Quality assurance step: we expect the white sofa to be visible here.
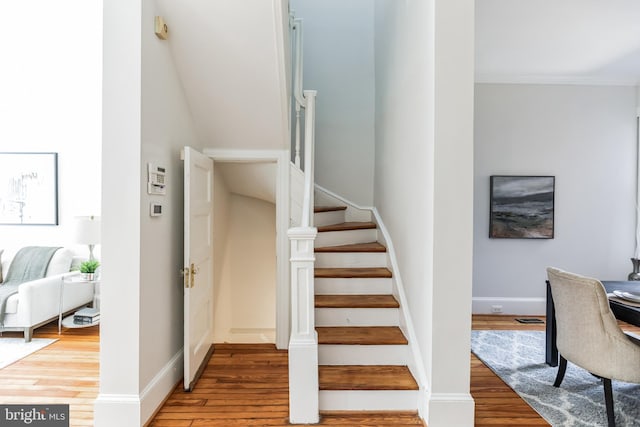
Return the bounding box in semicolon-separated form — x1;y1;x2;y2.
0;247;94;341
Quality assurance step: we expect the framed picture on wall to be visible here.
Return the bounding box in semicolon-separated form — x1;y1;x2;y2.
489;175;554;239
0;152;59;225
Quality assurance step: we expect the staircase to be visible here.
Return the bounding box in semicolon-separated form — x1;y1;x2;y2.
313;206;419;411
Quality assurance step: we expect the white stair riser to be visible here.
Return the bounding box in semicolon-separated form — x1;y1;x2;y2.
315;308;399;326
319;390;418;411
315;278;392;295
319;345;408;365
314;210;346;227
315;252;388;268
315;229;378;247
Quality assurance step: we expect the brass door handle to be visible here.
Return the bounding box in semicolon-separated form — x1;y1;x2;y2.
181;264;197;288
190;263;196;288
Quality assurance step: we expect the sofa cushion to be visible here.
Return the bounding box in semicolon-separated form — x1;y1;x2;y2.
46;248;73;277
0;249;3;283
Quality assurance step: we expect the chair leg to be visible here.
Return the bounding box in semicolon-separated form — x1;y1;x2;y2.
603;378;615;427
553;355;567;387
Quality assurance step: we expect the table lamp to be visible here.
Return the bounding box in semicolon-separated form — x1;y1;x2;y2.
75;215;101;261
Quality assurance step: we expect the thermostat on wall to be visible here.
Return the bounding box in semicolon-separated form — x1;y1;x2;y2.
150;202;163;217
148;163;167;195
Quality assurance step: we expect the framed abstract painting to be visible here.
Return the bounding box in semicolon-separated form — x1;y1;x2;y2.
489;175;554;239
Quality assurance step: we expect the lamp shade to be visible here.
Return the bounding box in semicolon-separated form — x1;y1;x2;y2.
75;215;101;245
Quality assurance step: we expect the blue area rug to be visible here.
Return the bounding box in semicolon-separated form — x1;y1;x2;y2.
471;330;640;426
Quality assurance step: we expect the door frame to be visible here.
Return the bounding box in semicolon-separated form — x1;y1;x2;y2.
203;148;290;350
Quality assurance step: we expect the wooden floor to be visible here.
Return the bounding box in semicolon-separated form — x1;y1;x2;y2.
0;321;99;426
4;315;639;426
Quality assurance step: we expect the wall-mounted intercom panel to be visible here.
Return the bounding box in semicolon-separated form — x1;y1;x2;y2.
148;163;166;195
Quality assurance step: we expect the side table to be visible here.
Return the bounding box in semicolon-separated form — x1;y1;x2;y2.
59;276;100;333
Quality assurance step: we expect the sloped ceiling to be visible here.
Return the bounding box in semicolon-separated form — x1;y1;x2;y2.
155;0;289;149
476;0;640;84
217;162;277;204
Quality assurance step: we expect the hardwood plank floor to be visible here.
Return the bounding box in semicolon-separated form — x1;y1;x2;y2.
0;321;99;426
6;314;638;426
151;344;424;426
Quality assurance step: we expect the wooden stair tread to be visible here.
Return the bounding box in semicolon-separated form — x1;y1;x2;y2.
317;327;408;345
319;365;418;390
317;222;377;232
315;242;387;253
315;206;347;213
315;267;392;278
315;295;399;308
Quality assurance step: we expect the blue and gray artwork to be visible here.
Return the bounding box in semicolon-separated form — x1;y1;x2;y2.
490;176;554;239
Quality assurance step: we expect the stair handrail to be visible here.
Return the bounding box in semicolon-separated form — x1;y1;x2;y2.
290;12;316;227
300;90;316;228
291;15;305;168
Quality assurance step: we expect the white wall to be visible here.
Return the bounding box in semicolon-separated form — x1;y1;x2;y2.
0;0;101;252
97;0;201;425
374;0;475;425
473;84;637;314
290;0;376;206
212;166;232;341
155;0;290;152
213;194;276;343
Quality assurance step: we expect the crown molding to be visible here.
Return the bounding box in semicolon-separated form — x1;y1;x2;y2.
475;73;640;87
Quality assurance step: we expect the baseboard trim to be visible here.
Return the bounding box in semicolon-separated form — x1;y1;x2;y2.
426;392;475;427
141;348;184;423
94;348;183;427
473;297;546;315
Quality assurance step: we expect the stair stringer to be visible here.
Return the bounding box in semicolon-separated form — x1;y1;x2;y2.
314;184;429;418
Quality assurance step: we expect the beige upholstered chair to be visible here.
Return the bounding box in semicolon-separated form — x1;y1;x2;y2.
547;267;640;426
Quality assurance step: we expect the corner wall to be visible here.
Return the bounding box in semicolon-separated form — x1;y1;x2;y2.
96;0;201;425
374;0;475;425
473;84;637;314
289;0;376;206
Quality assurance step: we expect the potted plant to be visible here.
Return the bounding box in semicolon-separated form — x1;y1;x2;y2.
80;260;100;281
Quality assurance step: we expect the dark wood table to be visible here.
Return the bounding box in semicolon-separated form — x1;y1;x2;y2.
545;280;640;366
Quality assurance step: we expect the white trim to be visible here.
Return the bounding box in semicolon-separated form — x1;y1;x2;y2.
204;148;290;350
472;297;546;315
140;349;184;423
372;207;429;406
475;73;640;87
203;148;287;162
289;340;319;424
315;183;373;211
94;394;140;427
94;349;183;427
426;392;475;427
319;390;419;411
314;184;372;222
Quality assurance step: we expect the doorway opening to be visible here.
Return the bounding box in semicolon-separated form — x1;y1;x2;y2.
212;160;278;344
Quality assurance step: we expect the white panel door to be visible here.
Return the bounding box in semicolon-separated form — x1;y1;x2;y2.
183;146;214;391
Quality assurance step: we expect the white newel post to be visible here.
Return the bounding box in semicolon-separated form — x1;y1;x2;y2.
288;226;319;424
